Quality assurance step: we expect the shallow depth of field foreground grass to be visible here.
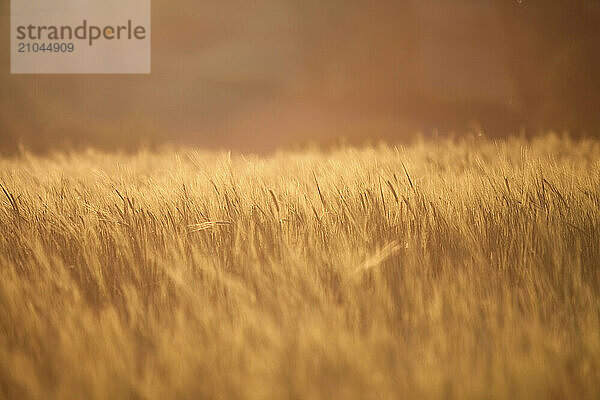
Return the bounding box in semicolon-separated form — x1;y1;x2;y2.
0;134;599;399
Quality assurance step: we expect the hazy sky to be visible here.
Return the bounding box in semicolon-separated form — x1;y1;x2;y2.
1;0;599;152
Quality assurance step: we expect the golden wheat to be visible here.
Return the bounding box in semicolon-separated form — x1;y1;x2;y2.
1;134;599;399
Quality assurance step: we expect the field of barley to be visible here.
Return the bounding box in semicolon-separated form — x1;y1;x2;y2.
0;134;599;399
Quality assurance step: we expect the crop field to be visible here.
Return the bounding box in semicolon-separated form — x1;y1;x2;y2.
0;134;599;399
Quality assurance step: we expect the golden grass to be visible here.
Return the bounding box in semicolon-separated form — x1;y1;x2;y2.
1;134;599;399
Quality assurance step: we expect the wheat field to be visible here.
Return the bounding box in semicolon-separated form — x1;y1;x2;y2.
0;134;599;399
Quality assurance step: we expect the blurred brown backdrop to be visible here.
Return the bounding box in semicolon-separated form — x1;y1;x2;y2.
1;0;599;153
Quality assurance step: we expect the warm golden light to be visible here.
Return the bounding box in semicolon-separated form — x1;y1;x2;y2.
1;1;599;399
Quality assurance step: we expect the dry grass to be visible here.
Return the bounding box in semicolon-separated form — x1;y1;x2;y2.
1;134;599;399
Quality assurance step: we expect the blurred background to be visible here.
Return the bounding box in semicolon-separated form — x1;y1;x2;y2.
1;0;599;153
